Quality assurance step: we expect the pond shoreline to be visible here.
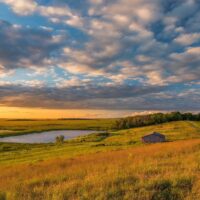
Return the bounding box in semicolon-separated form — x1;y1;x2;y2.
0;128;104;138
0;118;115;138
0;130;100;144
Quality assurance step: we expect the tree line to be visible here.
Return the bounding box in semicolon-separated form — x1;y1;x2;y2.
114;112;200;129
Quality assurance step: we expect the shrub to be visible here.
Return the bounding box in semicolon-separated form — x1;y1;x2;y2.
151;180;172;191
175;177;194;192
151;188;183;200
55;135;65;144
150;180;183;200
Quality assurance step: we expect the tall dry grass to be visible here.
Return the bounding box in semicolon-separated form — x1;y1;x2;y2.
1;139;200;199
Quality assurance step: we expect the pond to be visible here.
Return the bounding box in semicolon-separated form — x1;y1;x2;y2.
0;130;97;144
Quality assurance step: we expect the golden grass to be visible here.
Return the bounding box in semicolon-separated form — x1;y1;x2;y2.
1;139;200;200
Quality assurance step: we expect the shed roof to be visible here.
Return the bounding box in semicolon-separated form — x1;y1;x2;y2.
142;132;165;139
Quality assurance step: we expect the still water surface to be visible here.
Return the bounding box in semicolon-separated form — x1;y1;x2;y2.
0;130;96;143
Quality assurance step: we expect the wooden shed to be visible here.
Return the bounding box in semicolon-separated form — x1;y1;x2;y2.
142;132;166;143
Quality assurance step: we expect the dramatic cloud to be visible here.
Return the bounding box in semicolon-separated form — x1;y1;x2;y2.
0;0;199;112
0;0;84;28
0;20;66;70
1;0;37;15
174;33;200;45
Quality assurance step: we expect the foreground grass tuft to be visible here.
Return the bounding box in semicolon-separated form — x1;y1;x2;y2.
0;192;6;200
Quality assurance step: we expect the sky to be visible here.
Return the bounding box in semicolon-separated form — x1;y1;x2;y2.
0;0;200;118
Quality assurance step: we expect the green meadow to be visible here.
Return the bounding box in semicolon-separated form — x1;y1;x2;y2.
1;120;200;199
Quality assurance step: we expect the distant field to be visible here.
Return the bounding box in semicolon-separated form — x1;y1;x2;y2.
0;118;116;137
1;121;200;199
1;121;200;165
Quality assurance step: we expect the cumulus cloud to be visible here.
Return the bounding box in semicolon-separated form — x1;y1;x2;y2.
0;0;37;15
170;47;200;63
0;0;199;111
174;33;200;45
0;20;66;70
39;5;84;27
0;0;84;28
0;79;44;87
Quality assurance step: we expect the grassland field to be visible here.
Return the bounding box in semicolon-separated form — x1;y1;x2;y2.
0;120;200;199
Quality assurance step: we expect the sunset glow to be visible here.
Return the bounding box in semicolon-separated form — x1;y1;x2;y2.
0;107;138;119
